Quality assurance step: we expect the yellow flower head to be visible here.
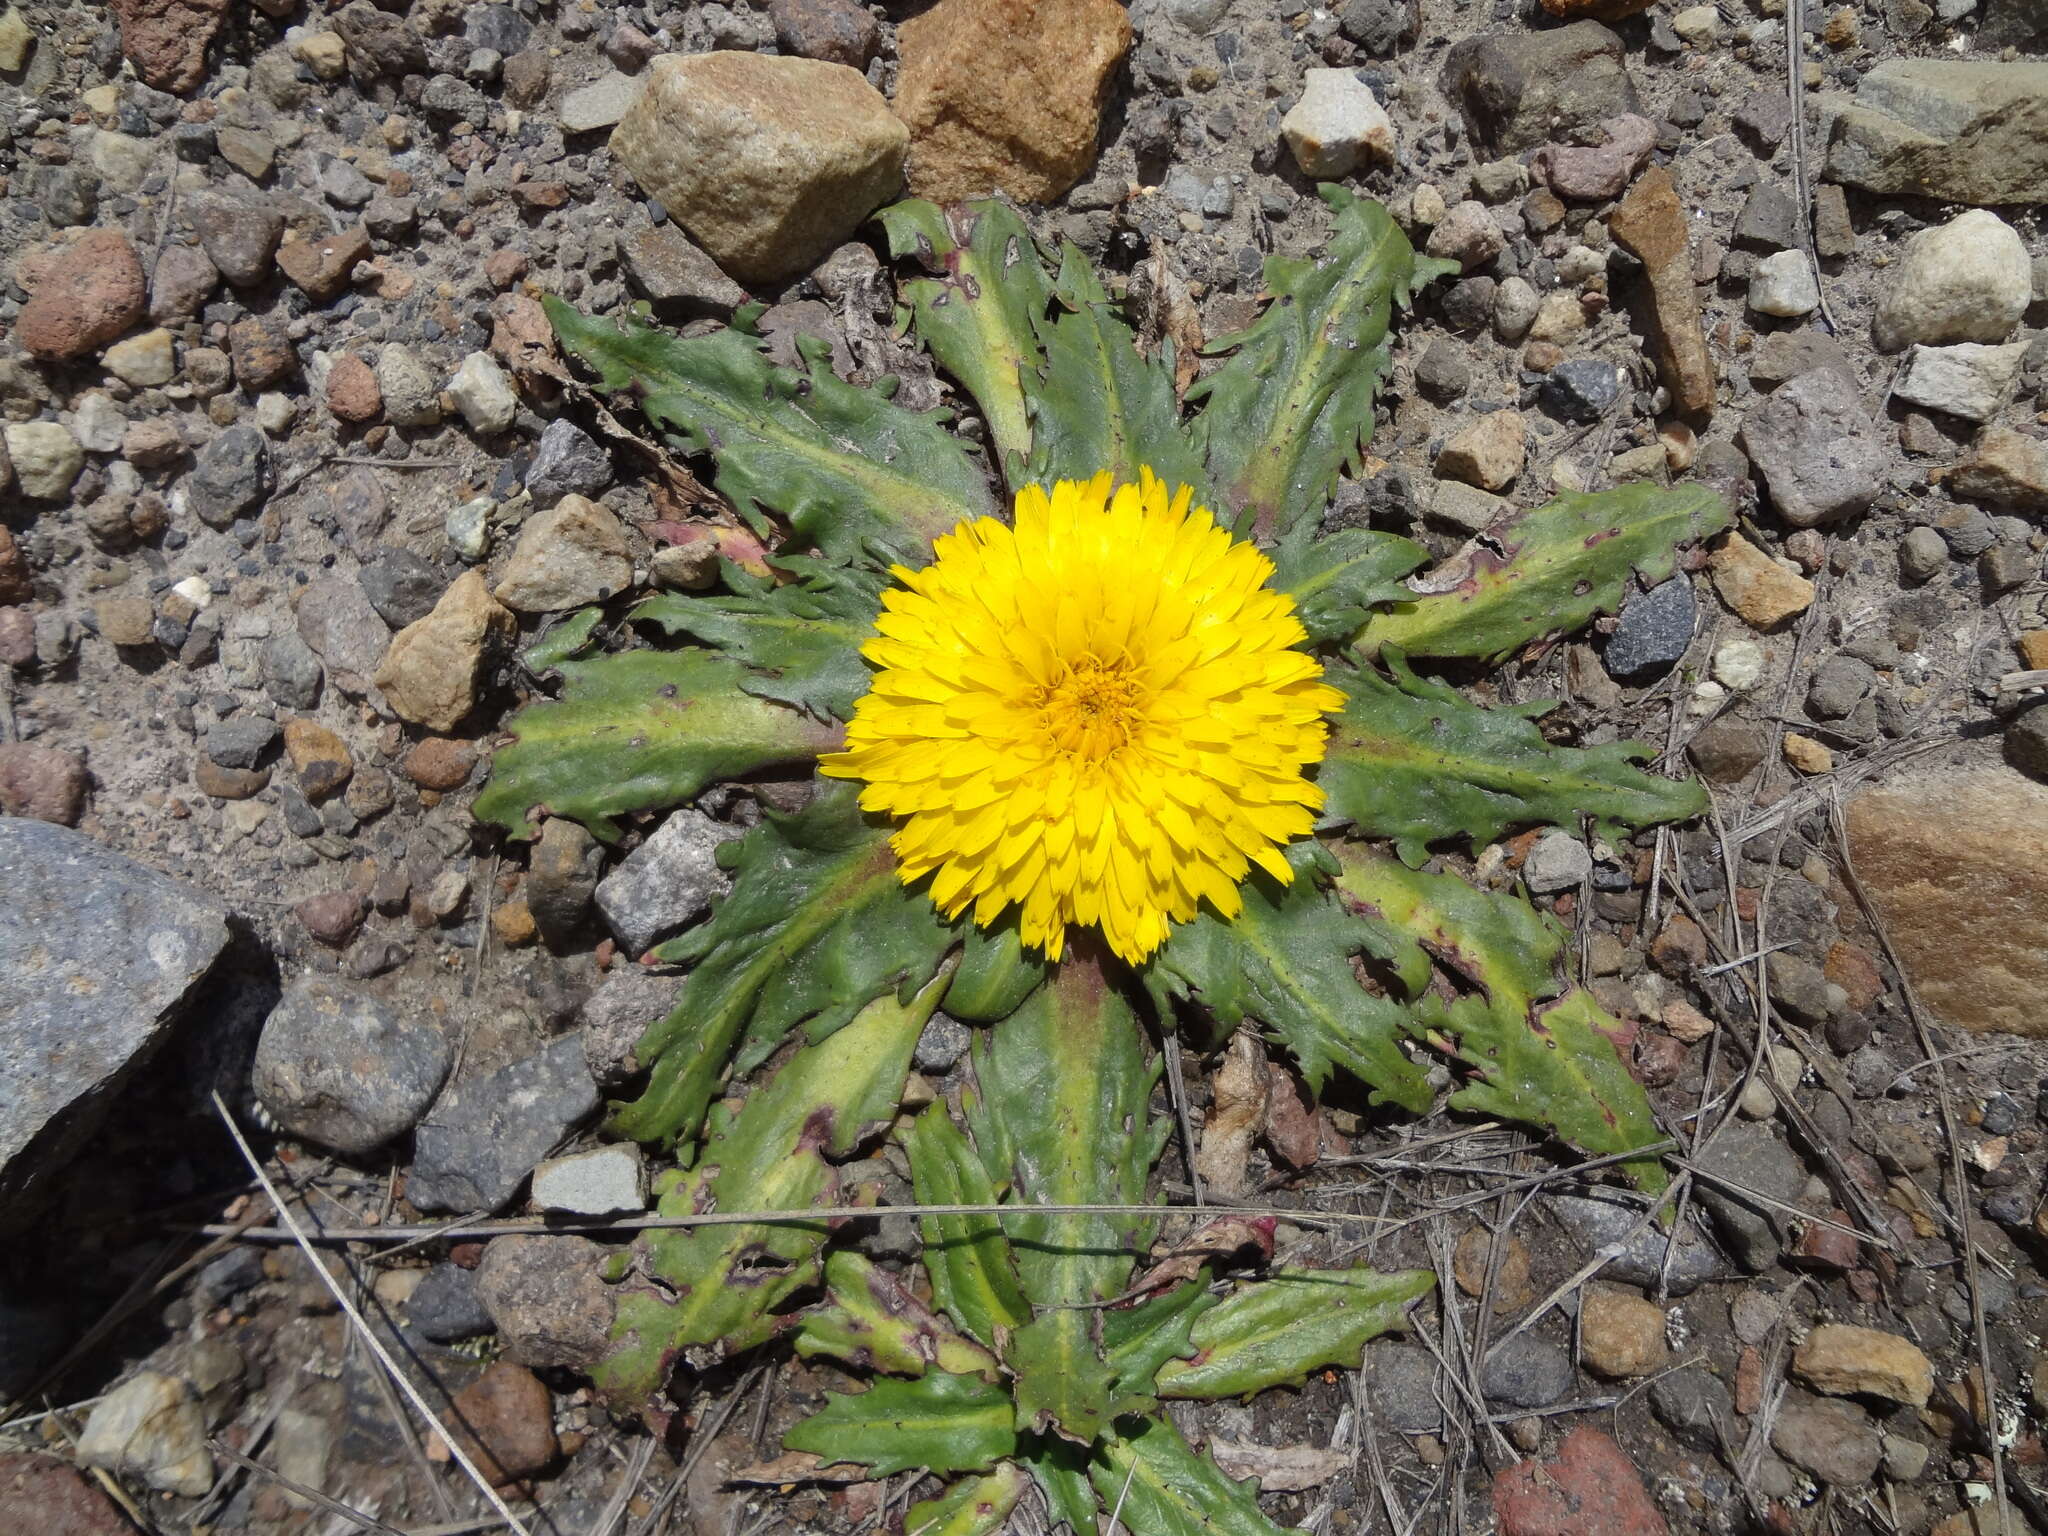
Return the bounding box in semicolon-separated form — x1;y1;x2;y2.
820;469;1344;965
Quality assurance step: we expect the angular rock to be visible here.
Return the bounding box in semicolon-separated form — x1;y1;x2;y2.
1825;59;2048;206
1440;22;1638;156
770;0;880;67
407;1262;495;1343
409;1037;601;1213
559;71;637;134
76;1372;211;1498
524;418;612;507
895;0;1130;205
578;969;681;1088
109;0;225;93
1749;250;1820;318
1437;410;1524;491
1872;209;2031;352
1845;767;2048;1036
1281;67;1396;178
1693;1119;1805;1270
593;808;733;955
184;425;273;529
0;819;229;1233
621;225;750;317
474;1234;616;1371
1530;114;1655;202
1493;1429;1666;1536
530;1144;645;1217
275;225;370;304
1750;329;1855;391
1738;368;1884;527
1794;1323;1932;1407
4;424;81;501
193;196;283;288
253;977;454;1155
377;343;442;428
1688;716;1770;784
372;571;515;733
1772;1394;1881;1486
610;52;908;284
493;496;632;613
1603;577;1694;682
296;572;389;685
334;0;426;79
18;230;145;362
447;351;517;436
1893;342;2028;424
1952;426;2048;513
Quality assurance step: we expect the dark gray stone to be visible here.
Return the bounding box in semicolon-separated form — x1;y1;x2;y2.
593;809;733;955
193;195;284;288
1693;1119;1806;1271
204;716;279;770
1604;577;1695;682
1415;338;1473;402
577;969;680;1089
407;1262;495;1343
185;426;273;529
1689;715;1770;784
1650;1368;1736;1453
465;2;531;54
1771;1393;1881;1486
408;1037;600;1213
1440;22;1639;155
420;73;489;127
524;418;613;507
0;1294;66;1397
1733;88;1793;150
1480;1335;1573;1409
1547;1189;1729;1294
1734;183;1802;252
335;0;428;77
1367;1342;1442;1431
1807;654;1878;719
1337;0;1418;54
2007;703;2048;780
262;631;323;710
1738;368;1885;527
193;1248;266;1311
358;548;442;629
1539;359;1621;423
0;818;230;1233
913;1011;974;1074
252;977;455;1155
622;225;748;318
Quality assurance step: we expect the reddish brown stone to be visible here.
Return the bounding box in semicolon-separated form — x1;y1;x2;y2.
401;738;477;791
1734;1345;1764;1415
0;608;34;668
325;353;382;424
770;0;881;67
228;316;297;390
1823;940;1885;1013
1630;1030;1688;1088
483;249;529;290
1493;1428;1668;1536
111;0;228;92
1649;912;1709;976
440;1362;559;1486
17;231;147;361
296;890;367;948
0;744;88;826
275;225;371;302
1608;167;1716;419
193;758;269;800
0;1452;132;1536
0;527;28;606
1789;1209;1861;1270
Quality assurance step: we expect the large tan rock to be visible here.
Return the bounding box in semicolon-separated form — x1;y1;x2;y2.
894;0;1131;204
373;571;514;733
1793;1323;1933;1407
609;52;907;285
494;496;632;614
1708;532;1813;629
1609;166;1715;419
1845;766;2048;1036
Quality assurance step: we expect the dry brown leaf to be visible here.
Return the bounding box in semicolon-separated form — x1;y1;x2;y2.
1261;1062;1324;1171
1128;1213;1277;1295
1194;1033;1266;1200
1208;1439;1351;1492
727;1450;871;1486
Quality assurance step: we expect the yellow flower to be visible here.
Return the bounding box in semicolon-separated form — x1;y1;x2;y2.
820;469;1344;965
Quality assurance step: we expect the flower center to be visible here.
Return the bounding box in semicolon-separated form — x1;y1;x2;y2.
1035;652;1145;761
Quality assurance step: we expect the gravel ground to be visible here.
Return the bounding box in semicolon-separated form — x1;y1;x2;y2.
2;0;2048;1533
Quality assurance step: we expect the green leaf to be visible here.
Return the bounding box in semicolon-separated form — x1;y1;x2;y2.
943;921;1046;1024
611;785;953;1145
1318;652;1707;864
1332;849;1669;1192
904;1464;1032;1536
633;557;882;721
521;605;604;673
966;955;1169;1311
1147;842;1432;1113
1153;1266;1434;1400
878;199;1053;485
1100;1281;1223;1403
1090;1415;1289;1536
1020;1433;1099;1535
1269;522;1428;646
795;1250;1001;1381
1025;244;1211;501
473;649;839;844
784;1371;1018;1479
1354;483;1731;661
1008;1310;1121;1445
901;1104;1032;1351
1187;186;1456;538
547;296;996;566
595;976;941;1402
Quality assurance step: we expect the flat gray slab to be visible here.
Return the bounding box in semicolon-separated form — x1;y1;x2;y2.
0;817;230;1232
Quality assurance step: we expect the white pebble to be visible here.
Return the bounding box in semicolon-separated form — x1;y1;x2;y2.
1712;638;1767;690
1749;250;1820;318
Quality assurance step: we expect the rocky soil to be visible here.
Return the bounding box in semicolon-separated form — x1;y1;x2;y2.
2;0;2047;1533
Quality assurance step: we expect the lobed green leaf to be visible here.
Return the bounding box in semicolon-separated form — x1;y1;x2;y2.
1153;1266;1435;1400
903;1464;1032;1536
473;649;838;844
1090;1415;1290;1536
547;296;994;567
1268;522;1428;646
784;1371;1019;1479
795;1250;1001;1382
901;1103;1032;1352
1354;482;1731;661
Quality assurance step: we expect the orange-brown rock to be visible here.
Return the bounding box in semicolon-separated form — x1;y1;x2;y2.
1845;767;2048;1036
17;231;146;362
894;0;1132;205
1609;167;1715;419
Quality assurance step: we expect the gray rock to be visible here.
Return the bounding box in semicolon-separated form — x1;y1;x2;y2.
1899;525;1949;583
1769;953;1833;1026
1733;183;1802;252
205;716;279;770
559;71;639;134
1440;22;1638;155
593;808;733;955
376;344;442;429
193;1249;265;1311
358;547;442;629
320;156;375;209
262;631;323;710
1893;341;2029;423
420;73;489;127
1650;1369;1736;1453
914;1011;974;1074
622;224;749;318
1539;359;1620;423
335;0;428;77
1807;655;1878;720
1750;330;1856;391
530;1143;645;1217
1367;1342;1441;1431
1733;88;1794;150
1480;1335;1573;1409
465;2;531;54
474;1234;616;1370
296;573;390;684
1337;0;1418;54
1524;829;1592;893
1824;59;2048;206
329;468;389;555
409;1037;601;1213
525;418;613;507
407;1262;496;1343
1693;1119;1806;1270
252;978;455;1155
1738;368;1885;527
1771;1393;1882;1486
578;969;681;1089
1415;338;1472;401
1547;1189;1728;1295
528;816;605;949
1604;577;1695;682
184;426;273;529
0;818;230;1232
193;195;284;287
